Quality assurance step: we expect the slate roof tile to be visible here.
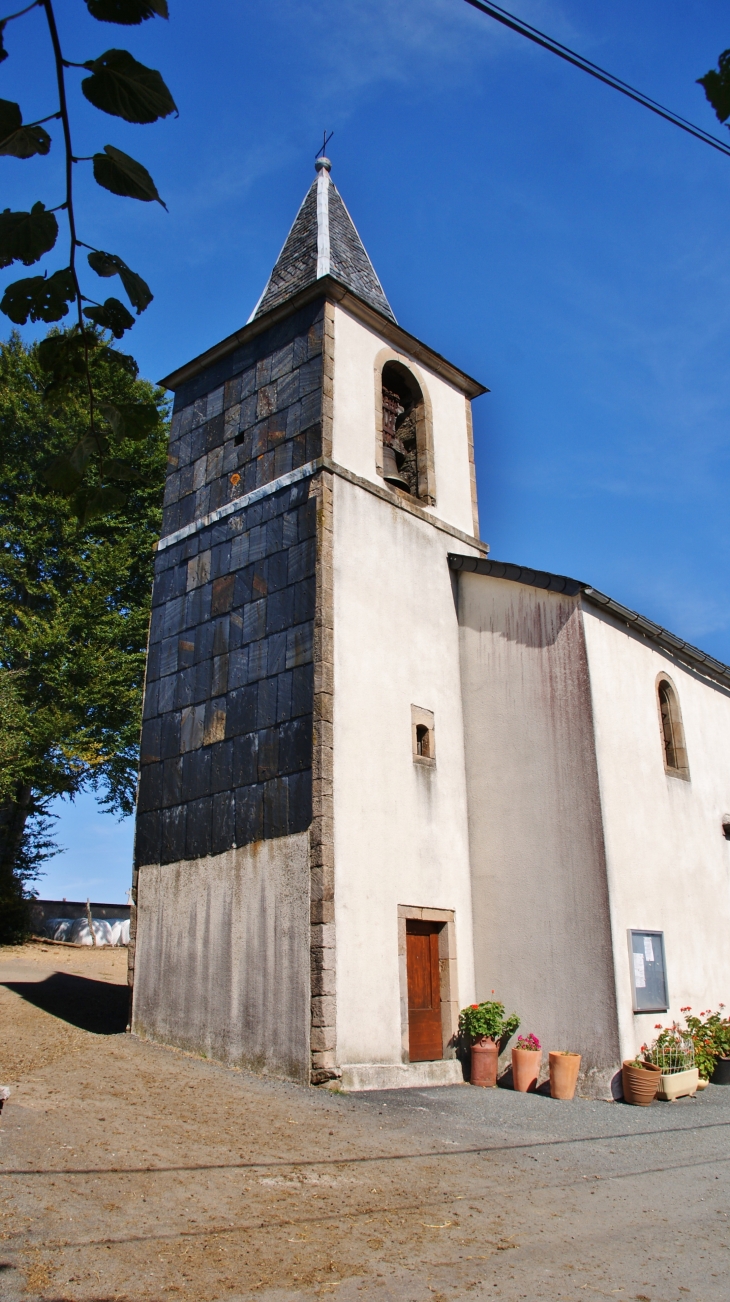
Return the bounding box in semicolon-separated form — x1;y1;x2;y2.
250;159;395;323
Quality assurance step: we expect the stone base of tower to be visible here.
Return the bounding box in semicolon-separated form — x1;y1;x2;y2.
338;1061;465;1092
131;835;311;1083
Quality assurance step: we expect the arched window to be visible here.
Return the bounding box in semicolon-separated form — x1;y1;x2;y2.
411;705;435;765
656;676;689;779
374;352;436;503
381;361;422;495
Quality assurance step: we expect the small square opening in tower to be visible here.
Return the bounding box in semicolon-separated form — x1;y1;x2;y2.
411;705;435;766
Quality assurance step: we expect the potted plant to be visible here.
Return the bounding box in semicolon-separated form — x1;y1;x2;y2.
710;1011;730;1085
548;1050;581;1100
621;1057;661;1106
681;1006;730;1085
644;1024;698;1101
459;1001;519;1088
512;1033;541;1092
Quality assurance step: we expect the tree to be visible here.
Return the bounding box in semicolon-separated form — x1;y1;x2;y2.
0;330;167;940
0;0;175;935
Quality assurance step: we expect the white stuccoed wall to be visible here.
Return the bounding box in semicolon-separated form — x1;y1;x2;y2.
582;603;730;1061
329;303;481;1067
458;575;620;1093
332;478;478;1064
331;304;476;537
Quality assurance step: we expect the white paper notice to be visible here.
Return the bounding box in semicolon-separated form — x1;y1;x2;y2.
633;952;646;989
644;937;654;963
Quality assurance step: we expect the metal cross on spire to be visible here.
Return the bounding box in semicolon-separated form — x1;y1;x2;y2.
316;130;334;160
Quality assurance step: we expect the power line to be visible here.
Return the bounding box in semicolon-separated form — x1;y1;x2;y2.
462;0;730;160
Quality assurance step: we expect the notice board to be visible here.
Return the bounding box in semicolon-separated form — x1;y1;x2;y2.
628;930;669;1013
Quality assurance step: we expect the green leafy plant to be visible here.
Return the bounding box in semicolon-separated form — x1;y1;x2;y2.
459;1001;520;1045
642;1023;695;1075
0;0;174;523
680;1006;730;1080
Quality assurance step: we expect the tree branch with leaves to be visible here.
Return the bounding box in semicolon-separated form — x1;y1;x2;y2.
0;0;174;523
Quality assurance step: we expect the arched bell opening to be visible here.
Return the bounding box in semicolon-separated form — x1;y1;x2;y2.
381;361;423;497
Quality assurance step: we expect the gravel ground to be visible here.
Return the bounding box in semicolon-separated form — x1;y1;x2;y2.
1;943;729;1302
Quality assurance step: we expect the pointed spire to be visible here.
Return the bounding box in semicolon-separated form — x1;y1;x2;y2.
249;157;396;324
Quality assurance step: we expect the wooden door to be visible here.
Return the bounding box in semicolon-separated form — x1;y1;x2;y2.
406;921;443;1062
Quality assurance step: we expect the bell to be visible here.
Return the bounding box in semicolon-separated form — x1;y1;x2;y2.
382;442;409;491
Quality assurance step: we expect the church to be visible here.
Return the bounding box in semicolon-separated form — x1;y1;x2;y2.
129;158;730;1099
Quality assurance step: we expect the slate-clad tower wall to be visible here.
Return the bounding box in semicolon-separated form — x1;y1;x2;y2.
129;299;326;1082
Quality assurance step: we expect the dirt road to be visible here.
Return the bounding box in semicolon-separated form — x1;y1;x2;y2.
1;944;728;1301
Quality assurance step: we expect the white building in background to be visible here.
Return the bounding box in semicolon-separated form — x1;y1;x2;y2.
130;158;730;1098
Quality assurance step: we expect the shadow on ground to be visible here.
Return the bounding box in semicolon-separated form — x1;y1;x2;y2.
2;972;128;1035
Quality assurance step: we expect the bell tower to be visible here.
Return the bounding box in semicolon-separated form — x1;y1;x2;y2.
130;157;488;1087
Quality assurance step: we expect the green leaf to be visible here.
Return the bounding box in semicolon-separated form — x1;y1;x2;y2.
698;50;730;123
0;99;51;158
83;295;135;337
37;333;81;376
0;99;20;141
41;431;109;493
87;248;152;312
69;433;101;477
103;456;141;481
0;124;51;159
0;204;58;269
96;344;139;376
92;144;166;207
81;49;177;124
100;399;159;440
75;483;128;523
1;268;75;324
0;24;8;65
42;453;84;494
85;0;168;23
37;330;97;404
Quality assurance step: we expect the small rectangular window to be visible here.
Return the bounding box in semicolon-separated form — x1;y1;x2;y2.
411;705;435;765
627;930;669;1013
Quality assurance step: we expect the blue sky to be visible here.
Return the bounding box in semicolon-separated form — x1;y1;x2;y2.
5;1;730;900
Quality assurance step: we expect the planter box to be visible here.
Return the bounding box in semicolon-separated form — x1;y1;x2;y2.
710;1057;730;1086
657;1067;699;1101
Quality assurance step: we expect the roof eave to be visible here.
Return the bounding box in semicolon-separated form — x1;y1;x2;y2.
448;554;730;693
159;275;488;400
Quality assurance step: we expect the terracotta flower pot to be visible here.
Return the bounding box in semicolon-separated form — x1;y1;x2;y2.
548;1051;581;1100
621;1060;660;1106
512;1047;540;1093
470;1036;498;1087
